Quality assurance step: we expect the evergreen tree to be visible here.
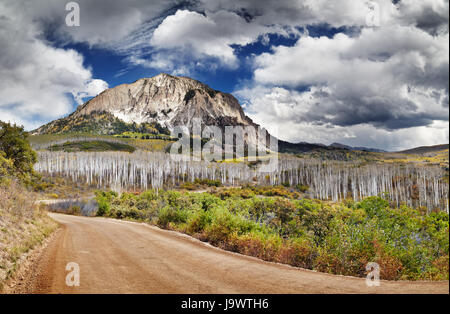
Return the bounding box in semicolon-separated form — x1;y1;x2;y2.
0;121;37;183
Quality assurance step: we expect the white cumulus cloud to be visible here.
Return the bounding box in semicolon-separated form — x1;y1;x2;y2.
149;9;283;68
234;2;449;150
0;1;108;130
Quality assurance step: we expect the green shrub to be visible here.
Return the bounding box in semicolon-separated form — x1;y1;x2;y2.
315;219;384;277
300;204;336;244
123;207;147;220
187;209;213;234
0;121;37;184
96;197;110;216
296;184;309;193
194;178;222;187
278;237;316;269
94;190;117;216
205;207;258;246
157;206;190;228
233;231;282;261
180;181;197;190
0;152;13;185
195;193;221;211
358;196;390;219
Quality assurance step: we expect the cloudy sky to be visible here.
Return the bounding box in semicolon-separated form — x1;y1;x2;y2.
0;0;448;151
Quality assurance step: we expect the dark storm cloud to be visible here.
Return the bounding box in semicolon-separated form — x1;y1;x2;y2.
397;0;449;35
414;8;449;35
198;0;317;25
302;95;446;130
251;19;449;131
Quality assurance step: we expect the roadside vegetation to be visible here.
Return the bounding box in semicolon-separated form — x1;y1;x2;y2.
33;175;96;200
95;189;449;281
0;182;58;290
0;121;39;185
0;121;58;290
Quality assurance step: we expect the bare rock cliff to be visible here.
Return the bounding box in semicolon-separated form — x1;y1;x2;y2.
70;73;255;130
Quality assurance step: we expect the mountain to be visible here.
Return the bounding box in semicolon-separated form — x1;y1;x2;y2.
396;144;449;155
330;142;386;152
33;73;334;153
278;141;328;153
34;73;256;136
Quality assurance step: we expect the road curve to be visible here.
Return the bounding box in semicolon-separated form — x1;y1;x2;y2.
27;213;448;294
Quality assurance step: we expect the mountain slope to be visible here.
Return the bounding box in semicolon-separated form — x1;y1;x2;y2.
397;144;449;154
34;73;255;135
33;73;337;153
330;142;386;152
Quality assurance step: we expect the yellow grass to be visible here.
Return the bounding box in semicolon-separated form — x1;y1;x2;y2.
0;182;58;289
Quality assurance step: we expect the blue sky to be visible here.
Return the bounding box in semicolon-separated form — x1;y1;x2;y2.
0;0;448;151
68;31;304;98
68;24;349;97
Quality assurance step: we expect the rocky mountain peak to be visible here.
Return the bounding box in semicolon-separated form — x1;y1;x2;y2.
34;73;258;136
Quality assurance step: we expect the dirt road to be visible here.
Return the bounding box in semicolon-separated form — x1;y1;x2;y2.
24;213;448;294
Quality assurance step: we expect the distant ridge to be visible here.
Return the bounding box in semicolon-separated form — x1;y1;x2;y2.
330;142;386;153
397;144;449;154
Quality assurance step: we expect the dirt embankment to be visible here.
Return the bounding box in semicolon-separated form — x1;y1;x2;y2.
0;184;58;292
